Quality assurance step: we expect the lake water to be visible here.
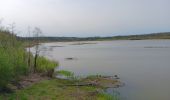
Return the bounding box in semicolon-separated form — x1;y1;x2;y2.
31;40;170;100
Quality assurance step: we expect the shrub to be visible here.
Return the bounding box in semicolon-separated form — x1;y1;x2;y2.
0;50;13;88
0;48;29;87
36;56;58;77
0;31;29;89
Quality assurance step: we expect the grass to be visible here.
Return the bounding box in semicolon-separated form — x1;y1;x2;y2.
97;93;114;100
56;70;74;79
0;78;117;100
0;31;29;89
36;56;58;73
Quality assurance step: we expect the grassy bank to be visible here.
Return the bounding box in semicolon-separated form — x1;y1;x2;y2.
0;78;115;100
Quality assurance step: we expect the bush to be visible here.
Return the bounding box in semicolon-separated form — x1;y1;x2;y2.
0;31;29;89
0;48;29;88
0;50;13;88
36;56;58;77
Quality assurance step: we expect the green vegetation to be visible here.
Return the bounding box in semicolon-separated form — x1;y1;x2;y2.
36;56;58;71
97;93;115;100
0;30;29;90
0;78;117;100
36;56;58;77
0;29;58;91
56;70;74;79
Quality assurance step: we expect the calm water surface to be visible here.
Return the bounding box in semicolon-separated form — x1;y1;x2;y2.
31;40;170;100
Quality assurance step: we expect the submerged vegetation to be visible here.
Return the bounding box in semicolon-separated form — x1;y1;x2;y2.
56;70;74;79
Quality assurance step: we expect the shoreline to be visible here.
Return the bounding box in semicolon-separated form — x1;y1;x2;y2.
0;72;122;100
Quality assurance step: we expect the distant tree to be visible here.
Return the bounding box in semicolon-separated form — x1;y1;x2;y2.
33;27;42;72
8;22;16;46
27;26;32;72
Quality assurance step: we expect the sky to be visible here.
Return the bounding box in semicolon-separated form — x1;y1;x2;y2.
0;0;170;37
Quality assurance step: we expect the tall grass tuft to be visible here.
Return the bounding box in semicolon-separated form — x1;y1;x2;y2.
36;56;58;77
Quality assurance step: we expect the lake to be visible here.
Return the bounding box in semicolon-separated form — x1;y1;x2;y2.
31;40;170;100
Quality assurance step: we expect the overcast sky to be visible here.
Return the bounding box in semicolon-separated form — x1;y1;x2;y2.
0;0;170;37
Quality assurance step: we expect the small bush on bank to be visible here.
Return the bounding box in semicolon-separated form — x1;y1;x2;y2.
36;56;58;77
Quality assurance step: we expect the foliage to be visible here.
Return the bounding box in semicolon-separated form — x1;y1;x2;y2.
0;49;13;87
0;30;29;89
36;56;58;73
0;28;59;89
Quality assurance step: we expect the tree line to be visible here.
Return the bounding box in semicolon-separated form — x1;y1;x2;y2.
19;32;170;42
